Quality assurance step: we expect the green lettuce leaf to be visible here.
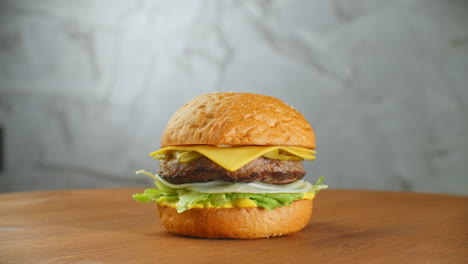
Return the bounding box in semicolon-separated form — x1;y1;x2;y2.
132;171;327;213
310;176;328;193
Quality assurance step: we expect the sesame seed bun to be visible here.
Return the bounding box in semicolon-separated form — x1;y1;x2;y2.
157;199;313;239
161;92;315;149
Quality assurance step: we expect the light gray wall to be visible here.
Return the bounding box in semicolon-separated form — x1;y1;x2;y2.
0;0;467;194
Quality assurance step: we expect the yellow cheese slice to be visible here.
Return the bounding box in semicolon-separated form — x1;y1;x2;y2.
150;145;316;172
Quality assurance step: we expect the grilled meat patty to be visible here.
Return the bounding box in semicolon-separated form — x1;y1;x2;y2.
159;156;305;184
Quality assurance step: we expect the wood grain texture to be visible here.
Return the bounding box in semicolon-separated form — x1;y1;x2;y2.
0;189;467;264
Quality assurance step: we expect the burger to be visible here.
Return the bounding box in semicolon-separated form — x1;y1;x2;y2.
133;92;327;239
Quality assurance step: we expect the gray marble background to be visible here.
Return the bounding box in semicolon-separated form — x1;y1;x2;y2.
0;0;467;194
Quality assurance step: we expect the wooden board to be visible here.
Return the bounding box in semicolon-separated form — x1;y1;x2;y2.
0;188;467;263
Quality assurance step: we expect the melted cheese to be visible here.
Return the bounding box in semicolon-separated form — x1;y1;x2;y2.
150;145;316;172
158;193;315;209
302;192;315;200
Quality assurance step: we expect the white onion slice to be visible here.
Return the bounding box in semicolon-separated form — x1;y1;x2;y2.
154;173;311;194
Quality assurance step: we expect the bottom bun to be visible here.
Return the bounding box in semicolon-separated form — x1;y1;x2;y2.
156;199;313;239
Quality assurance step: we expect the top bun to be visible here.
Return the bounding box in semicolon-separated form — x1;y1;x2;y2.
161;92;315;148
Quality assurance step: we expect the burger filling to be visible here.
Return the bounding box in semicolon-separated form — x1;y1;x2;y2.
133;145;327;212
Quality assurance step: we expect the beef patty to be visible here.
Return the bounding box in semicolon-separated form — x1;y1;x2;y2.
159;156;305;184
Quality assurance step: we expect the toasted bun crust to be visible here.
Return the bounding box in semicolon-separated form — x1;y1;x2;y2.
156;199;313;239
161;92;315;148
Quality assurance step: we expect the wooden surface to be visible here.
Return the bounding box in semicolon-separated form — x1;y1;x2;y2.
0;188;467;264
